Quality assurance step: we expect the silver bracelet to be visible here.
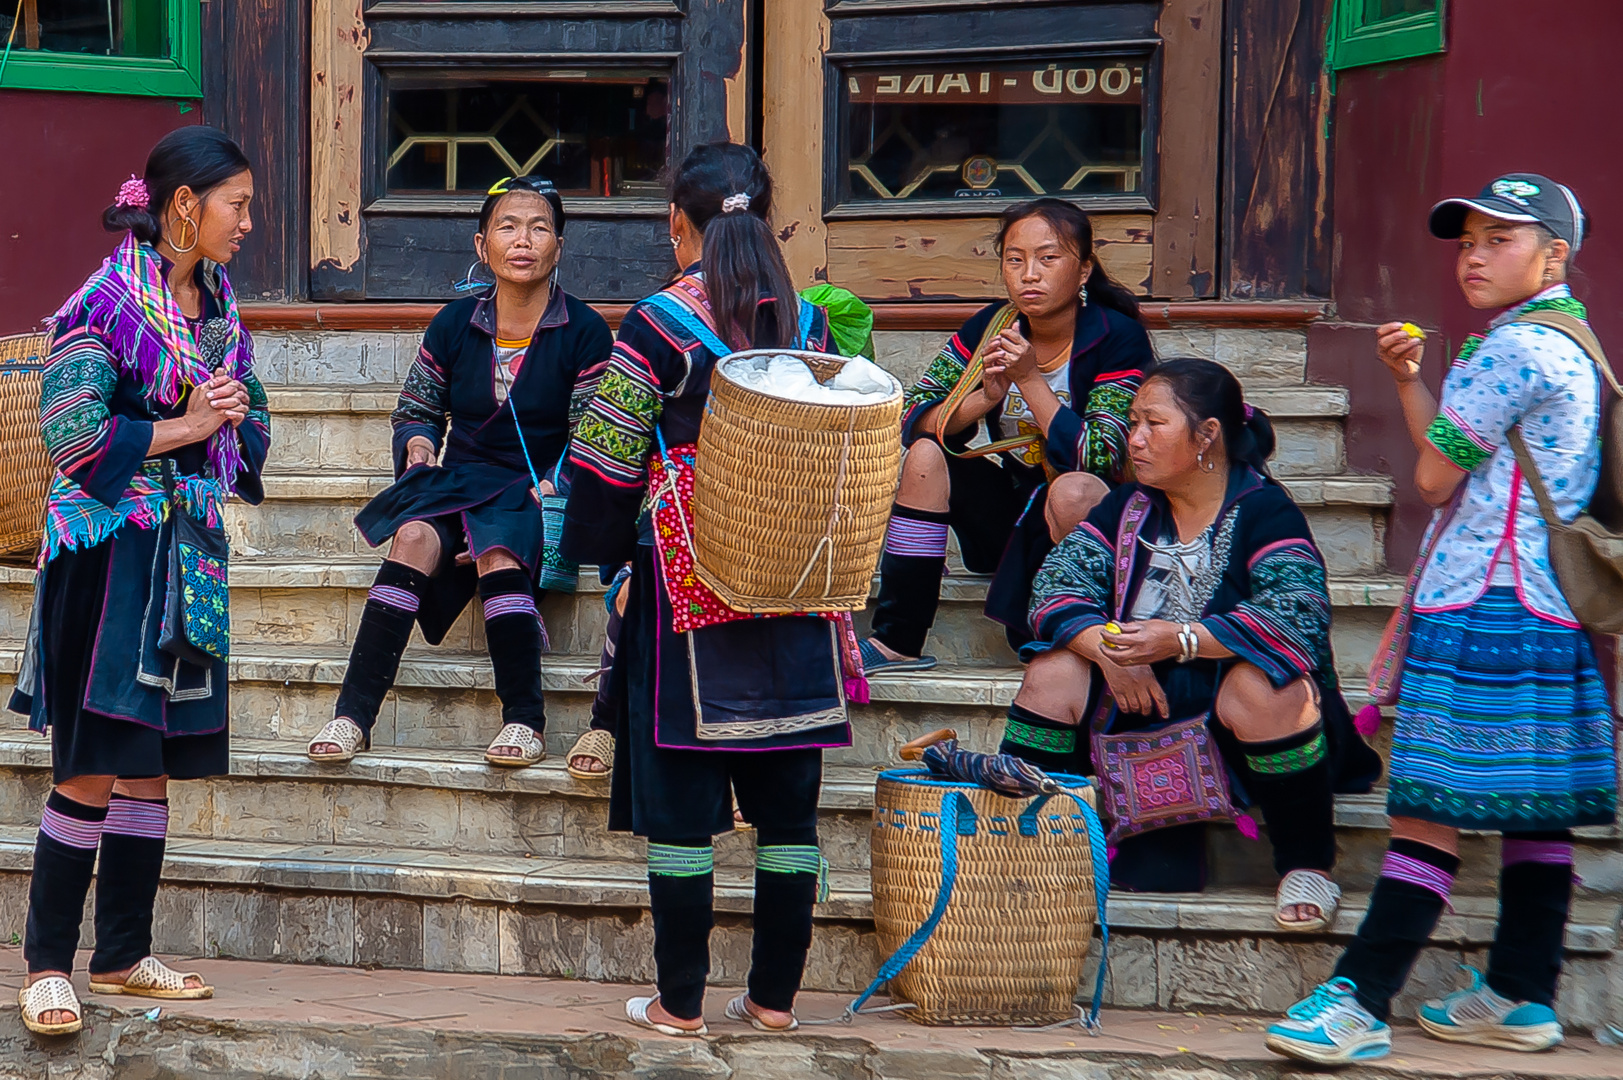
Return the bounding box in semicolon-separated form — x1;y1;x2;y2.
1177;622;1199;663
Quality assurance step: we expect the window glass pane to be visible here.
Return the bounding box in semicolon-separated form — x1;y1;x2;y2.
840;57;1147;206
1362;0;1435;20
385;76;671;197
1;0;169;60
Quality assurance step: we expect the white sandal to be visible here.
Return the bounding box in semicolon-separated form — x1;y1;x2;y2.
725;992;798;1032
88;956;213;1000
485;723;546;768
18;975;82;1035
1275;869;1341;933
625;994;707;1037
307;717;366;763
565;728;614;780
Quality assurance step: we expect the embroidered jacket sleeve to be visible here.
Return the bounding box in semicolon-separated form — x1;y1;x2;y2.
1423;324;1553;473
39;311;154;508
899;304;1001;448
1024;485;1138;649
1202;497;1334;688
1042;315;1153;480
391;315;455;476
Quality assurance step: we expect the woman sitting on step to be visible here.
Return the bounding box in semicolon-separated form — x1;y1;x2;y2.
12;127;268;1035
1267;176;1614;1065
863;198;1155;673
562;142;849;1036
309;175;612;768
1002;359;1381;919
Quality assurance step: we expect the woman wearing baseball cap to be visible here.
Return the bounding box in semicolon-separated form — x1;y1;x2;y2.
1267;174;1614;1063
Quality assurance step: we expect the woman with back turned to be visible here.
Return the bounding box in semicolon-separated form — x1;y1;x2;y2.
11;127;267;1035
563;142;848;1035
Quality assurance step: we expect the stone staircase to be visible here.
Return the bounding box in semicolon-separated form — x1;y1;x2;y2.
0;322;1616;1029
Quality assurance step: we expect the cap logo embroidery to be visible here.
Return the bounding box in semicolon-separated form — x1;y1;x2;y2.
1491;179;1541;205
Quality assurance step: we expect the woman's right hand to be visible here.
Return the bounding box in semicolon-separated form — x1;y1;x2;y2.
1375;322;1423;383
404;436;437;471
980;364;1013;404
183;372;233;440
1097;655;1169;718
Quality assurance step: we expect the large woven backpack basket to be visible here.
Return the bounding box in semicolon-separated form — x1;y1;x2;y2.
692;349;902;613
869;768;1107;1026
0;333;51;564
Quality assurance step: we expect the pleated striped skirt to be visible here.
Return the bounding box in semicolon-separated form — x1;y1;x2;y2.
1388;588;1617;831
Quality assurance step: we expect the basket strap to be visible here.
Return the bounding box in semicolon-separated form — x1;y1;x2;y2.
642;290;735;359
1017;785;1112;1028
846;790;976;1017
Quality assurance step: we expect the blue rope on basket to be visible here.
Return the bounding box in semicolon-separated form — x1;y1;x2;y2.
818;768;1111;1031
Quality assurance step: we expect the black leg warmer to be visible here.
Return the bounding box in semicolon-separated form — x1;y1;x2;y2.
335;560;428;736
479;568;547;734
1334;838;1459;1021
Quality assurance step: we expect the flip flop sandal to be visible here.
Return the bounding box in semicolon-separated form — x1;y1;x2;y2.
485;723;546;768
858;638;937;675
1275;869;1341;933
725;992;798;1032
18;975;83;1035
565;728;614;780
88;956;213;1000
307;717;367;763
625;995;708;1037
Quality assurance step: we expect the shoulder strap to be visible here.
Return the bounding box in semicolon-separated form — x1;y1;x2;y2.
796;297;817;350
932;304;1044;460
641;287;734;359
1111;490;1154;619
1515;309;1623;397
1507;427;1565;528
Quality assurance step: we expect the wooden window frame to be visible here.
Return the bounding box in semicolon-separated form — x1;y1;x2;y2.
0;0;202;98
1330;0;1446;71
822;41;1162;220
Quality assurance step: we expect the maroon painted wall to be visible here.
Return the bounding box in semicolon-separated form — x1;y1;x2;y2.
1309;0;1623;571
0;91;196;334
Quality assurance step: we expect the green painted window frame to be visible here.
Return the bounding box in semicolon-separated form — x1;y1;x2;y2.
1331;0;1446;71
0;1;201;98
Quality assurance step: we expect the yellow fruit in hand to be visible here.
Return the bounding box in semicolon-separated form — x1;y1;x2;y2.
1401;322;1426;341
1103;621;1123;648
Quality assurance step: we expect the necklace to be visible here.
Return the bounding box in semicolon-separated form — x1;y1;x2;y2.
1034;341;1071;374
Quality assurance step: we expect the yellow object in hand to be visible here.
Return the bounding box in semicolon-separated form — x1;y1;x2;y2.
1401;322;1426;340
1103;621;1123;648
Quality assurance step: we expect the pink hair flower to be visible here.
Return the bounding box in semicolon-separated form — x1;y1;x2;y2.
115;174;151;210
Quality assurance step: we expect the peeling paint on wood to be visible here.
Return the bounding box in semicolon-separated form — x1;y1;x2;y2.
310;0;367;276
1152;0;1222;299
763;0;831;288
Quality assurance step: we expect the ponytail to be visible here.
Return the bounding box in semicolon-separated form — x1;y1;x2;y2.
996;197;1141;322
1146;357;1276;475
671;142;799;350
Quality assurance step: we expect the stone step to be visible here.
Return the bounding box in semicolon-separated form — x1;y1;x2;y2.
223;471;1395;579
0;827;1615;1021
262;384;1352;478
1;734;1613;893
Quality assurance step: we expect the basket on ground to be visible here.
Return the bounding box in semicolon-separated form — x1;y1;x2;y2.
869;768;1104;1026
0;333;51;561
692;348;902;613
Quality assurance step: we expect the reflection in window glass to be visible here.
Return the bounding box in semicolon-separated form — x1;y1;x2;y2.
841;58;1146;205
386;76;670;197
0;0;168;59
1364;0;1436;18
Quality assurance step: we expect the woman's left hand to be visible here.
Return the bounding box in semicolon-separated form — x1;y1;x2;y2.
1098;620;1184;666
205;368;252;428
985;326;1040;385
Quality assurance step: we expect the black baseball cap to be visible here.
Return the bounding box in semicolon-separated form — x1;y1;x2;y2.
1429;173;1585;253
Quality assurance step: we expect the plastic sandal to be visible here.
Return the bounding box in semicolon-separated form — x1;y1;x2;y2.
485;723;546;768
1275;869;1341;933
725;992;798;1032
858;638;937;674
565;728;614;780
18;975;83;1035
625;995;707;1037
88;956;213;1000
307;717;366;763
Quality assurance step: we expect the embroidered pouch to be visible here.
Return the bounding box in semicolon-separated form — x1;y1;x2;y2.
537;487;577;593
159;474;231;667
1090;709;1234;846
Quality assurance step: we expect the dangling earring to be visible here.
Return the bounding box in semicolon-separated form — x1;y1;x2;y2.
670;235;680;252
1078;285;1089;307
171;216;198;255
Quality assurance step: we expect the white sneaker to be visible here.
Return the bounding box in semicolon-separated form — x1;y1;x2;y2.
1266;978;1392;1065
1419;968;1564;1052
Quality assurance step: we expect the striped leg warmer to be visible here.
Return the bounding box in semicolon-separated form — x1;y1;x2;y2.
480;569;547;733
90;795;169;975
751;837;827;1012
1489;831;1575;1006
647;841;715;1021
868;506;950;659
1333;838;1459;1021
335;560;428;735
24;791;107;974
998;703;1079;774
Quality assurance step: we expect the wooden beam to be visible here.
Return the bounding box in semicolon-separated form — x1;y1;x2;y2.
724;0;751;144
762;0;830;287
1151;0;1223;298
310;0;367;281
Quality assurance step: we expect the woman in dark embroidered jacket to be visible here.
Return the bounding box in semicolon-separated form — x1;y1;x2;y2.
1002;360;1379;919
11;128;268;1033
310;176;612;769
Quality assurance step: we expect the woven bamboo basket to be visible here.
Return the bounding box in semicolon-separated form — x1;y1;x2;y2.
0;333;51;562
870;768;1102;1026
691;349;902;613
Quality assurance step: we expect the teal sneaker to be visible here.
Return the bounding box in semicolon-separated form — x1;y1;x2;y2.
1266;978;1392;1065
1418;969;1564;1052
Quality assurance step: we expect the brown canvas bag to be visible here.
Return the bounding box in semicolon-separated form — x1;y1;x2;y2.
1504;309;1623;635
